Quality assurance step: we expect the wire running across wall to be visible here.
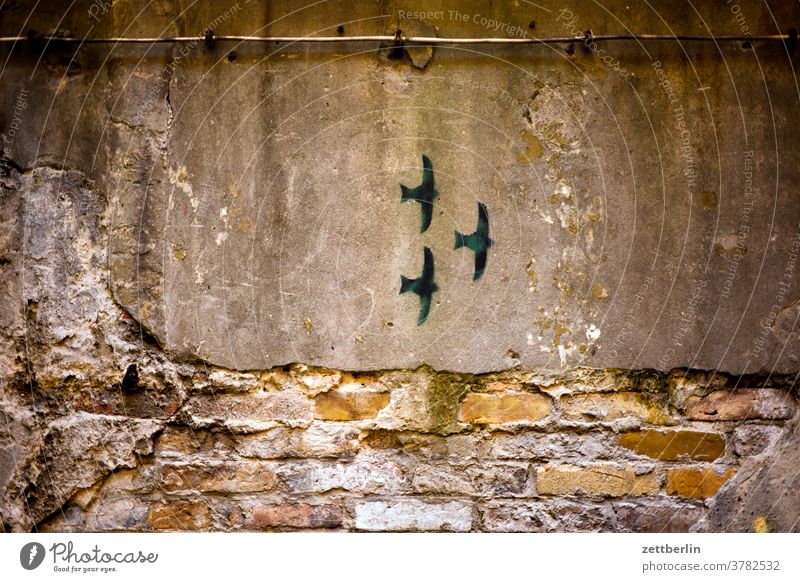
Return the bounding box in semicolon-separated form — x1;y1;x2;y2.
0;30;796;46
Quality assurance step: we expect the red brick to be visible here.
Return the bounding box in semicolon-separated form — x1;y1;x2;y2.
613;501;705;532
246;504;344;529
686;389;797;421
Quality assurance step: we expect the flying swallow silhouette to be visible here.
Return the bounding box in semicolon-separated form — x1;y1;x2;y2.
401;155;439;233
400;246;439;325
454;201;493;281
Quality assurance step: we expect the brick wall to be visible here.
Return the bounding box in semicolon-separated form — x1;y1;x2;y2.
32;365;796;532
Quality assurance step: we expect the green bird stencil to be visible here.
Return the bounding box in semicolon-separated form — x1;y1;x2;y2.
401;155;439;233
400;246;439;325
455;201;493;281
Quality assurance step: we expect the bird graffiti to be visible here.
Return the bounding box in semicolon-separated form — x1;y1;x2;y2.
400;246;439;325
400;154;439;233
455;201;493;280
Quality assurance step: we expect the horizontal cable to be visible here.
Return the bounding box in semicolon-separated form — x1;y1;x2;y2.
0;32;793;45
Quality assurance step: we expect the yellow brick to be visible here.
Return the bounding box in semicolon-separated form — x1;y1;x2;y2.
315;390;389;421
537;464;658;497
619;430;725;461
460;393;553;424
666;467;735;498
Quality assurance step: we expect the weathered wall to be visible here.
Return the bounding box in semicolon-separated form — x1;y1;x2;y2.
1;0;799;532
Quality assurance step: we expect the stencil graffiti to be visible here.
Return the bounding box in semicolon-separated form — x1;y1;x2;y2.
400;246;439;325
455;201;493;281
398;156;492;325
401;154;439;233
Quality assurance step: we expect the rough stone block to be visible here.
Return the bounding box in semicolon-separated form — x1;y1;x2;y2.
97;466;157;495
618;430;725;461
85;498;150;532
481;502;549;532
732;425;784;457
612;501;705;532
205;370;260;393
549;501;617;531
560;392;674;424
485;381;523;392
234;424;360;459
459;392;552;424
230;428;302;459
489;431;610;461
481;501;615;532
155;427;236;456
148;501;211;531
186;392;313;424
293;367;342;395
361;431;480;460
355;500;472;531
411;464;474;495
233;428;305;459
277;459;406;494
300;423;361;456
468;463;531;496
159;462;279;493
